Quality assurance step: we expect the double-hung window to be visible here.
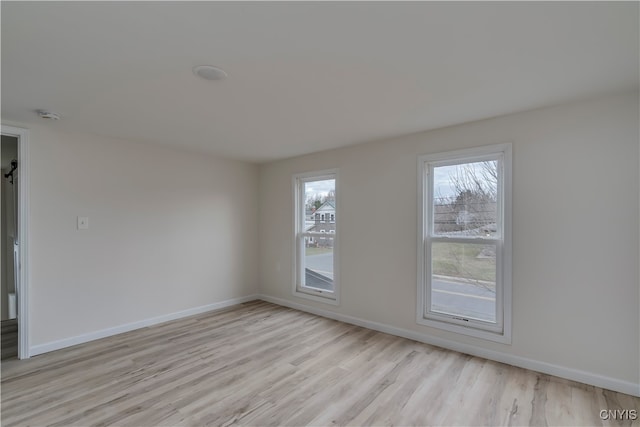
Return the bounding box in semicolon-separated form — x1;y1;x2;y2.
293;170;339;304
418;144;511;343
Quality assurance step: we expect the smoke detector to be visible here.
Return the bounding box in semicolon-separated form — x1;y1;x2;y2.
37;110;60;120
193;65;227;81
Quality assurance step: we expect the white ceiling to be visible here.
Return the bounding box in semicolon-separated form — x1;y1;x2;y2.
2;2;638;163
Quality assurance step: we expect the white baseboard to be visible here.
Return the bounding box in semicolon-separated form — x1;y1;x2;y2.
30;294;260;357
258;294;640;397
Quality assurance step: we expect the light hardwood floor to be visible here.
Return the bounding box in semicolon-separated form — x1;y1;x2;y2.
1;301;638;426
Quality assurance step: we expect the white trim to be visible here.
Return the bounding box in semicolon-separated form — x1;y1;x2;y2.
417;144;511;164
30;295;259;356
1;124;30;359
258;294;639;397
292;169;340;306
292;289;339;306
417;143;512;344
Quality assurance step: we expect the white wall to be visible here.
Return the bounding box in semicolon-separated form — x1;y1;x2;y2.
15;123;259;347
258;92;639;390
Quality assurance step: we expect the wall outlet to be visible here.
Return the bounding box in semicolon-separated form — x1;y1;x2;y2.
77;216;89;230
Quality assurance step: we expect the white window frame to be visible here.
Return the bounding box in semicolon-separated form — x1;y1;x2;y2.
293;169;339;305
417;144;512;344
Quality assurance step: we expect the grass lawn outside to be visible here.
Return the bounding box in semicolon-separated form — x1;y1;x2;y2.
305;246;333;256
432;242;496;285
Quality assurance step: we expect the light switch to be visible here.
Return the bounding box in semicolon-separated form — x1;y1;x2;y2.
77;216;89;230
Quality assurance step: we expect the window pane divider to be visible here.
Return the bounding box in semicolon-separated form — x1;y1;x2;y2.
428;236;499;244
301;232;337;238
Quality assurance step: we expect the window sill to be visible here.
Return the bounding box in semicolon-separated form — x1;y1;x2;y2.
293;289;339;306
416;316;511;344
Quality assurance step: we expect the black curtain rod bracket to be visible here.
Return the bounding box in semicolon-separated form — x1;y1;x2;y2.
4;159;18;184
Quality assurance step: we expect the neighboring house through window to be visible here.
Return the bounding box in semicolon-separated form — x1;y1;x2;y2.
293;170;339;304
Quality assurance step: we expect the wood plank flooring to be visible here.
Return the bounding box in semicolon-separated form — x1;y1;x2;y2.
1;319;18;360
1;301;638;426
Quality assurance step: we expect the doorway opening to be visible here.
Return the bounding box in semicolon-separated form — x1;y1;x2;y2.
1;125;29;359
1;135;19;359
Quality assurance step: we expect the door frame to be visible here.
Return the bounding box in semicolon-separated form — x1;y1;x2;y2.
1;124;30;359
